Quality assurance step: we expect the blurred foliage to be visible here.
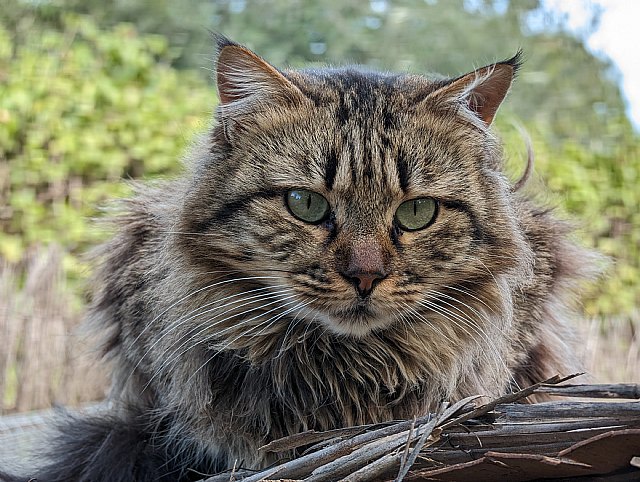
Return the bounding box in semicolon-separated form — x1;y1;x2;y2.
0;12;210;279
0;0;638;315
498;122;639;316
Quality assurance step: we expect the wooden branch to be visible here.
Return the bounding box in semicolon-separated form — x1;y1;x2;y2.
496;400;640;419
258;425;381;454
201;379;640;482
237;415;435;482
536;383;640;399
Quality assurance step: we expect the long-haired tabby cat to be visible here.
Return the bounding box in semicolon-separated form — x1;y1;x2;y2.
4;36;593;481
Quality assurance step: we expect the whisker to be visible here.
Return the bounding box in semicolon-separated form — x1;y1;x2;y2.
242;300;312;346
129;275;287;350
415;298;510;382
130;285;292;377
416;295;520;392
275;302;314;358
183;298;308;386
148;291;298;385
477;259;502;297
160;231;225;236
395;303;422;341
424;289;498;329
442;284;501;316
399;302;459;356
417;299;493;352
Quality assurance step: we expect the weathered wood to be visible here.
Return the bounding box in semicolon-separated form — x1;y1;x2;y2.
305;427;427;482
450;424;629;447
259;424;389;453
342;451;405;482
496;400;640;419
437;374;582;433
236;414;434;482
537;383;640;399
409;429;640;482
454;418;630;436
201;381;640;482
204;469;257;482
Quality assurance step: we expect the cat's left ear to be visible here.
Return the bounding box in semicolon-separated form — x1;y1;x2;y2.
424;51;522;126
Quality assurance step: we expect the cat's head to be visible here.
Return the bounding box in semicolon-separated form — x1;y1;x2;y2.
177;36;533;340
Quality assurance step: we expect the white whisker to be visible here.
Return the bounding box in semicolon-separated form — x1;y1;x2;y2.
152;291;297;374
129;275;287;349
141;291;298;392
183;298;310;386
131;285;291;376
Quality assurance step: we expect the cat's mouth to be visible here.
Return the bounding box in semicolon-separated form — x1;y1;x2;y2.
341;301;376;318
307;300;395;338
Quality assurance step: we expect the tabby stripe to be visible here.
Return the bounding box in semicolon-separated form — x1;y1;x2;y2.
440;199;492;244
429;249;456;262
192;189;280;232
324;147;339;190
378;139;390;190
292;275;333;292
336;96;350;125
396;148;411;192
347;140;358;184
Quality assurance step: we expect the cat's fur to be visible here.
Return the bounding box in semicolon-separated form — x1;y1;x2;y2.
3;37;593;481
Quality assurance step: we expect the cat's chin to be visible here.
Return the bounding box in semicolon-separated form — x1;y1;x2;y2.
308;308;394;338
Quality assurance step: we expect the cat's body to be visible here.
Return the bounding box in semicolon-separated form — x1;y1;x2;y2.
4;38;592;481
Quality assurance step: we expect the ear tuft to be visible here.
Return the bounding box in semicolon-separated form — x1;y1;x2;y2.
502;49;524;78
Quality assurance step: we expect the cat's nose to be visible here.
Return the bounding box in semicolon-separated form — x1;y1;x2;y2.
342;270;387;298
338;237;389;298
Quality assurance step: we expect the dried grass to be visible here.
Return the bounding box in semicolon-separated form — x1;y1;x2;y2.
580;312;640;383
0;245;107;415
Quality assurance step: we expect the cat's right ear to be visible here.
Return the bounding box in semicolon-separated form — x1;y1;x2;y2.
214;35;306;142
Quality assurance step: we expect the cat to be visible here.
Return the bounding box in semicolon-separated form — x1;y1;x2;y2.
3;35;594;481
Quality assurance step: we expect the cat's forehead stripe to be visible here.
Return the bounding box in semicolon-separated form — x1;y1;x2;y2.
324;146;339;190
323;96;406;194
396;147;410;193
335;75;409;194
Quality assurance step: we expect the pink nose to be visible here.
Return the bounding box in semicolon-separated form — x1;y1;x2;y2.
339;238;389;298
343;271;386;298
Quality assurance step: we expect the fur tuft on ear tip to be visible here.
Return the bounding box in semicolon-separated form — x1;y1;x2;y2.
501;48;525;78
210;35;307;142
212;33;239;58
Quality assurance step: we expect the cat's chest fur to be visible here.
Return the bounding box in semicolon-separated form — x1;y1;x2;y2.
158;311;511;467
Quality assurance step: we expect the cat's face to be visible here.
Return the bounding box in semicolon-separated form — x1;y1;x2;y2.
179;39;530;339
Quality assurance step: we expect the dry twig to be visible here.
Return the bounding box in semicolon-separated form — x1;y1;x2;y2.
203;375;640;482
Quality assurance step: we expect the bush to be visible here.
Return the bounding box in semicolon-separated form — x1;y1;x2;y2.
0;15;211;279
499;121;640;316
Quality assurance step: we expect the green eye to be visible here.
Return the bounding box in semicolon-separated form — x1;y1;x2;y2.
286;189;330;224
395;197;438;231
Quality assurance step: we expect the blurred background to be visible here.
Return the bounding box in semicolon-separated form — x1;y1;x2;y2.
0;0;638;416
